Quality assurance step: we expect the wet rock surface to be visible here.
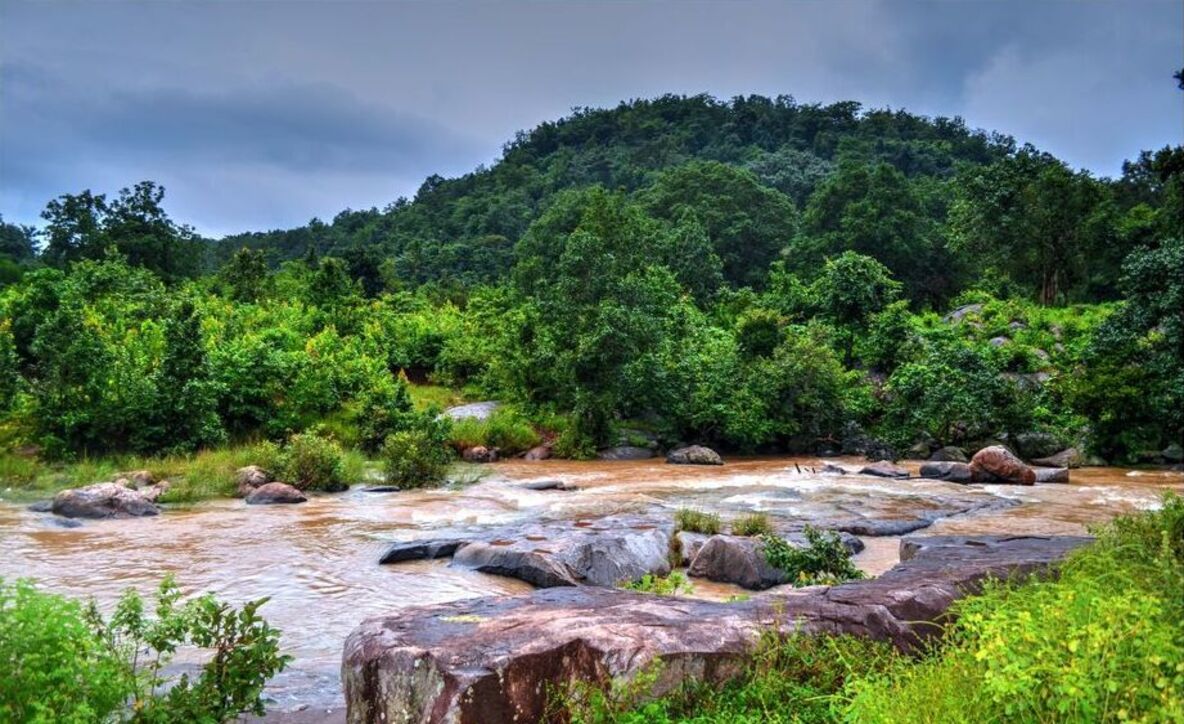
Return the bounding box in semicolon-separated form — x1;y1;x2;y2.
666;445;724;466
245;482;308;505
52;482;163;519
342;534;1091;724
970;445;1036;485
859;460;909;478
1031;447;1084;469
919;461;975;483
596;446;655;461
1033;467;1070;483
929;446;968;463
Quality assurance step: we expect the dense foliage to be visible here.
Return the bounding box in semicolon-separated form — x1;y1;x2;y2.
0;576;289;723
1;91;1181;466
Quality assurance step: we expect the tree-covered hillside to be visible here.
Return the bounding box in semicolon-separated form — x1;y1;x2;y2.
1;91;1181;470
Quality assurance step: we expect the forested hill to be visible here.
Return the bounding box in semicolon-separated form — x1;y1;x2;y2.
214;95;1018;297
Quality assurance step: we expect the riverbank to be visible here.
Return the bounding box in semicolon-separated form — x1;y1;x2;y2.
2;457;1181;719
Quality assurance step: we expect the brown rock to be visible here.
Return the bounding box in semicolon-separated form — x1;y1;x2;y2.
1031;448;1084;469
342;535;1091;724
235;465;272;497
970;445;1036;485
245;482;307;505
523;445;552;461
1033;467;1070;484
666;445;724;466
462;446;499;463
687;535;790;590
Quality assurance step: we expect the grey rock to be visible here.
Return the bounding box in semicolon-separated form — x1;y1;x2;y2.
944;303;983;323
596;446;654;461
688;535;790;590
379;539;468;565
52;482;161;519
929;446;968;463
27;500;53;513
440;401;501;422
1012;432;1064;461
919;461;975;483
1033;467;1070;484
1031;447;1085;469
666;445;723;466
859;460;909;479
245;482;307;505
1162;443;1184;464
361;486;401;493
235;465;272;497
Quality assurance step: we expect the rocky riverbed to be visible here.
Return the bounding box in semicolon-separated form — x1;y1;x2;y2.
1;457;1181;721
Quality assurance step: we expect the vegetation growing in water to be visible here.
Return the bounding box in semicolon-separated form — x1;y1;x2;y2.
761;527;865;586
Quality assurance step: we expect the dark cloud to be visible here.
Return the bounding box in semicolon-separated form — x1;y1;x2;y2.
1;0;1180;237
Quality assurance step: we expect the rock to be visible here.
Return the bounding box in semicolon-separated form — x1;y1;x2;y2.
905;441;933;460
518;479;573;491
361;485;401;493
688;535;790;590
666;445;723;466
1162;443;1184;464
461;446;499;463
523;445;552;461
235;465;272;497
944;303;983;323
1008;320;1026;331
969;446;1036;485
819;463;849;475
988;336;1010;347
27;500;52;513
343;535;1091;724
596;446;654;461
929;446;968;463
440;401;501;422
859;461;909;479
675;531;710;566
121;469;157;487
1033;467;1070;483
450;516;673;588
1011;432;1063;461
140;481;170;502
245;482;307;505
918;461;974;483
1031;447;1085;469
380;539;468;564
52;483;162;519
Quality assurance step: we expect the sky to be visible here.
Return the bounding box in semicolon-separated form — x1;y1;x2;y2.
1;1;1181;238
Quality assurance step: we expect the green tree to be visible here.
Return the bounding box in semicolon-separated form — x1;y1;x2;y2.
219;247;270;302
150;298;224;453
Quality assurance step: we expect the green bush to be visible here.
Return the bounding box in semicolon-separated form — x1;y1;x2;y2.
622;571;692;596
0;576;289;723
731;513;774;537
674;508;721;535
0;579;127;722
761;527;864;586
381;424;453;489
277;430;348;492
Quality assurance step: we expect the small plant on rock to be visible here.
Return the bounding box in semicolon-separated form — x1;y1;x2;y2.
731;512;774;537
623;571;692;596
674;508;721;535
761;526;864;586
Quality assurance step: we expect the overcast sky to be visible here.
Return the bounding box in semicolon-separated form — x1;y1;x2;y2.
2;1;1181;238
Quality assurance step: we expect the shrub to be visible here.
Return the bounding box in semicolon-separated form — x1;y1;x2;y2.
0;576;289;723
674;508;721;535
622;571;692;596
277;430;348;492
761;527;864;586
0;579;127;722
731;513;774;537
381;424;453;489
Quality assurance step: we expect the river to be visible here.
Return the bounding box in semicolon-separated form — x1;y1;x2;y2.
1;456;1180;720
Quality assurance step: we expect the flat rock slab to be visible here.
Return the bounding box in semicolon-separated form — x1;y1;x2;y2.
440;402;501;422
343;535;1091;724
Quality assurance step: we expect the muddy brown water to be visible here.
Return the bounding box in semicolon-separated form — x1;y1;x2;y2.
2;456;1181;719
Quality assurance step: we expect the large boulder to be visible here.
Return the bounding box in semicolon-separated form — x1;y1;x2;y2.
666;445;723;466
235;465;272;497
52;482;161;519
929;446;968;463
1010;432;1064;461
687;535;790;590
944;303;983;323
245;482;307;505
380;539;470;565
450;516;673;588
1031;447;1084;469
859;461;909;479
596;446;654;461
1162;443;1184;464
969;446;1036;485
1033;467;1070;484
918;461;975;483
343;535;1091;724
440;401;501;422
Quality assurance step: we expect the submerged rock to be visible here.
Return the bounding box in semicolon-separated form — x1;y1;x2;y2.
919;461;974;483
342;535;1091;724
245;482;307;505
52;482;162;519
929;446;968;463
596;446;654;461
380;539;469;565
859;461;909;479
518;479;574;491
1033;467;1070;483
970;446;1036;485
666;445;723;466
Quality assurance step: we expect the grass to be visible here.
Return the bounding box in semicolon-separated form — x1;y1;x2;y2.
622;571;692;596
674;508;722;535
731;512;774;537
407;384;467;412
0;440;372;504
447;406;542;456
574;493;1184;723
